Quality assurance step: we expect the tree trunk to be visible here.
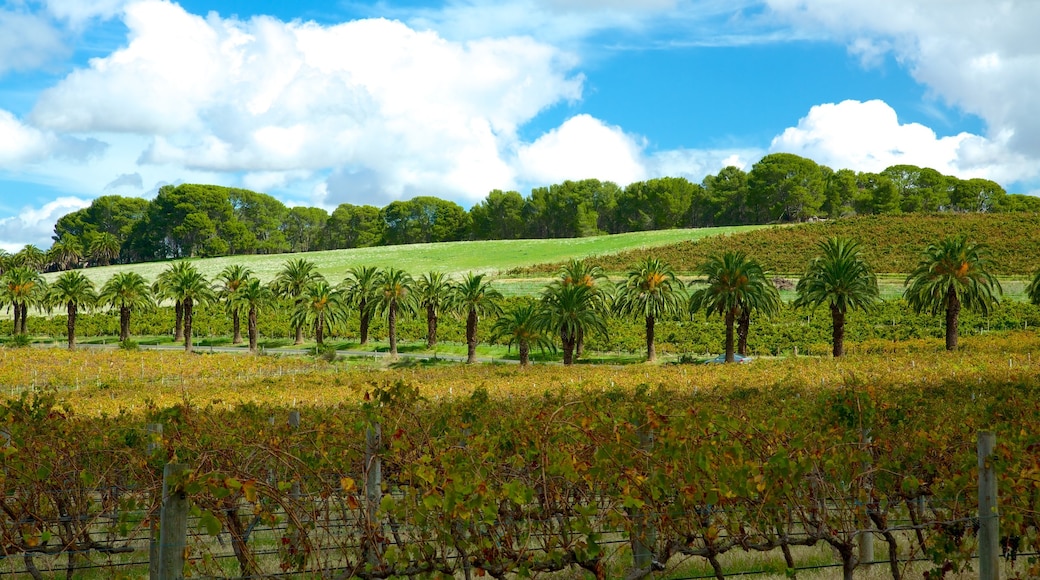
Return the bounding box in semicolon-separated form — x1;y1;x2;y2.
248;307;258;354
831;303;845;357
426;304;437;349
231;308;242;345
645;315;656;362
724;307;736;363
12;302;20;335
519;340;530;367
388;302;398;358
294;322;304;345
315;314;325;347
183;298;194;353
562;328;575;365
737;308;750;356
174;300;184;342
66;302;76;350
119;305;130;341
466;308;478;364
359;298;370;345
945;285;960;351
576;326;585;359
19;302;27;335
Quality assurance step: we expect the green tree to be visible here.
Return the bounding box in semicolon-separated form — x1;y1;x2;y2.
232;278;274;354
215;264;254;345
343;265;381;345
14;244;46;271
490;301;553;367
904;236;1002;351
747;153;825;222
99;272;152;342
451;273;503;364
272;258;321;345
557;259;609;358
375;269;414;358
703;166;749;225
228;189;289;254
1028;268;1040;308
154;261;194;342
689;251;779;362
616;177;697;232
537;283;608;365
2;266;45;335
415;271;452;349
164;263;214;352
380;197;470;245
290;278;346;347
88;232;121;267
612;257;686;362
46;271;97;350
469;190;526;240
793;238;880;357
48;236;83;271
325;204;382;249
282;206;329;252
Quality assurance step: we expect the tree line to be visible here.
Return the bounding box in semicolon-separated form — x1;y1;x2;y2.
36;153;1036;270
1;234;1030;364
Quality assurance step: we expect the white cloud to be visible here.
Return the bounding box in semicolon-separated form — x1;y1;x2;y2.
516;114;647;186
0;197;90;252
0;10;66;75
648;147;762;182
0;110;51;165
770;99;1039;184
29;1;584;206
764;0;1040;162
43;0;131;25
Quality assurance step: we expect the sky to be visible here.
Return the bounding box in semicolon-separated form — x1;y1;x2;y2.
0;0;1038;251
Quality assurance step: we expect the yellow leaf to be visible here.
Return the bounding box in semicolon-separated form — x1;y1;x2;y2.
340;477;356;493
242;480;257;503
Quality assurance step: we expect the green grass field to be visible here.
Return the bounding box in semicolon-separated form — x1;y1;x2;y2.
43;225;763;286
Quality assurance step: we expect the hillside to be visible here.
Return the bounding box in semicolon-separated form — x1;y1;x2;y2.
520;213;1040;276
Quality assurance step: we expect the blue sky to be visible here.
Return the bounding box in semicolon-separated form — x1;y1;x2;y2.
0;0;1037;250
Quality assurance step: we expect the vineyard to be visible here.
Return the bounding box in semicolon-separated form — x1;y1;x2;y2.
2;345;1040;578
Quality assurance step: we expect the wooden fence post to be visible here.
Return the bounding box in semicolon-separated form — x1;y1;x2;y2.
365;422;383;567
289;411;302;501
147;423;163;580
631;422;655;573
858;429;874;567
158;463;189;580
978;431;999;580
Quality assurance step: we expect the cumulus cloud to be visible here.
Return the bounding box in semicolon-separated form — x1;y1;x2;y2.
648;147;762;182
0;10;66;75
0;197;90;252
764;0;1040;162
0;110;51;165
30;1;583;206
770;99;1038;184
43;0;131;25
516;114;647;186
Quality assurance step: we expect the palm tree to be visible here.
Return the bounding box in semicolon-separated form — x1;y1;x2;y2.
613;257;686;362
415;272;452;349
273;258;321;344
0;250;11;275
215;264;254;345
232;278;274;353
374;268;414;358
451;273;503;364
290;279;347;347
2;266;46;335
1027;268;1040;307
342;265;381;345
904;236;1001;351
164;263;214;352
689;251;779;363
99;272;153;342
538;282;608;365
490;301;553;367
793;238;880;357
557;259;609;358
154;261;194;342
48;237;83;271
47;271;97;350
88;233;121;267
14;244;46;272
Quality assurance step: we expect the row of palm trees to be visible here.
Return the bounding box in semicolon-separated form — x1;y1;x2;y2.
0;234;1013;363
0;236;122;274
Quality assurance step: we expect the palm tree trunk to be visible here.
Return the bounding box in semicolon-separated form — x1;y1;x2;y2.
19;303;27;335
737;308;750;356
12;302;20;335
119;306;130;341
646;315;656;362
184;299;194;353
174;301;184;342
426;304;437;349
466;309;478;364
248;307;258;354
831;304;845;357
519;340;530;367
562;328;575;365
388;302;398;358
945;285;960;351
576;326;585;359
231;308;242;344
725;307;736;363
66;302;76;351
315;314;325;347
294;323;304;345
359;299;370;345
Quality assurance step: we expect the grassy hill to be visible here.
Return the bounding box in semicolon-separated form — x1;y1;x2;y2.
522;213;1040;277
46;225;764;287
